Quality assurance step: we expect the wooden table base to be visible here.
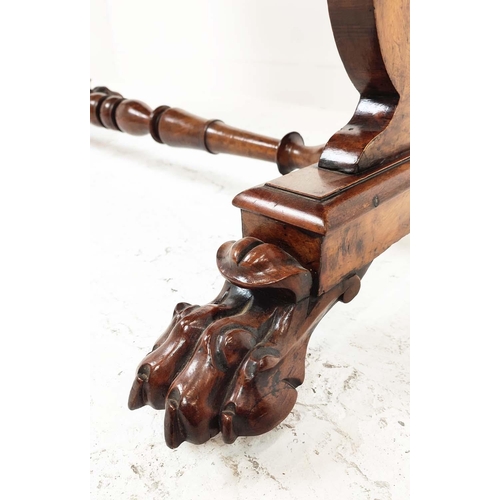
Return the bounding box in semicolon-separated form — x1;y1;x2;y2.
91;0;409;448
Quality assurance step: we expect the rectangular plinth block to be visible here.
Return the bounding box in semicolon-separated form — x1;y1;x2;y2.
234;160;409;295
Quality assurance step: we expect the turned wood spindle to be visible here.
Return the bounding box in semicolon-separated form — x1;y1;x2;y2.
90;87;324;174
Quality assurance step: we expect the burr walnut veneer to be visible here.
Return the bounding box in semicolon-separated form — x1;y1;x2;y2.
90;0;409;448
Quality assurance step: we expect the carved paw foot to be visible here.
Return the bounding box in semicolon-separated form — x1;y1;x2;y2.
128;237;361;448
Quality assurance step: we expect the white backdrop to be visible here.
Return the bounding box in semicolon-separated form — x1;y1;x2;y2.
90;0;358;115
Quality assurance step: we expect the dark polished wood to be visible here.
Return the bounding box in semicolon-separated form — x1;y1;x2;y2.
319;0;410;173
236;159;410;294
89;0;412;448
128;153;409;448
128;237;369;448
90;87;324;175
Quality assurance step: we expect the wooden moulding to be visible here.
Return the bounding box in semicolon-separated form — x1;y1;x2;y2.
234;157;410;295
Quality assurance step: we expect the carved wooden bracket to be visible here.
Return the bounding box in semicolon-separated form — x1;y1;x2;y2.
319;0;410;173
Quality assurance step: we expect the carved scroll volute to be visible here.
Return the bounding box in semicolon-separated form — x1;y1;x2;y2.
319;0;410;173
